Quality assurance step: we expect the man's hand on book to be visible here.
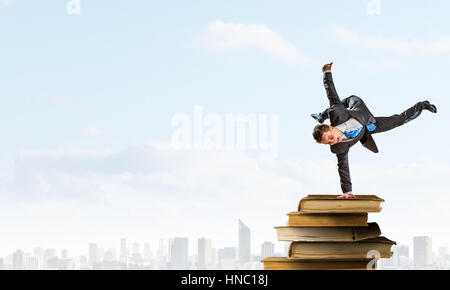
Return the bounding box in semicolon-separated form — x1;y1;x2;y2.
337;193;356;199
322;62;333;72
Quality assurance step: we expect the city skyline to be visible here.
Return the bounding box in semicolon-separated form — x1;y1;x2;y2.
0;216;448;270
0;214;446;259
2;235;449;270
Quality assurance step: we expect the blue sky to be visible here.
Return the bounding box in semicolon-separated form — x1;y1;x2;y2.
0;0;450;257
1;0;449;160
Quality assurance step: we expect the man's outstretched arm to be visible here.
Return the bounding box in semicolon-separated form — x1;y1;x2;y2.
322;62;342;107
335;150;353;195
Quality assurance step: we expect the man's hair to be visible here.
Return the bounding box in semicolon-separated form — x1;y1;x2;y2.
312;124;330;143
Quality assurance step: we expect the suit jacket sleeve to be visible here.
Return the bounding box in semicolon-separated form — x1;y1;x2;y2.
323;72;342;107
336;149;352;193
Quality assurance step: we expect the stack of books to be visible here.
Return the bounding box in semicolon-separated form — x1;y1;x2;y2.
261;195;396;270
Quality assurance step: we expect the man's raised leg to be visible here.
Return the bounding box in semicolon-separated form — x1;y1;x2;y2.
372;100;437;134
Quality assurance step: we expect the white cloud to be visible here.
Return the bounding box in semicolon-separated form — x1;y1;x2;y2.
1;141;450;256
196;20;312;65
351;58;400;72
332;26;450;54
0;142;305;255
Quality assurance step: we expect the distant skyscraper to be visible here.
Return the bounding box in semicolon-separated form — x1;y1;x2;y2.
397;245;409;258
395;244;411;269
168;237;189;270
43;248;56;269
157;239;167;258
61;249;70;259
211;248;217;266
261;241;274;259
198;237;213;270
120;239;129;264
46;256;59;269
77;255;88;269
157;239;168;269
220;247;237;260
238;219;251;263
132;243;141;255
219;247;237;270
439;247;449;258
89;243;98;266
104;249;115;262
12;249;25;270
144;243;152;262
25;256;40;270
414;236;432;269
58;257;74;270
96;247;105;263
33;247;45;269
437;247;449;269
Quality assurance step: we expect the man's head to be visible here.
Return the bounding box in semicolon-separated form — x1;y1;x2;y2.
312;124;343;145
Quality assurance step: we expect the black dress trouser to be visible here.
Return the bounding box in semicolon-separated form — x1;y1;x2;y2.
371;101;428;134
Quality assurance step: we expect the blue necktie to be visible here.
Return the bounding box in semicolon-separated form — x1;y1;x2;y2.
344;124;376;139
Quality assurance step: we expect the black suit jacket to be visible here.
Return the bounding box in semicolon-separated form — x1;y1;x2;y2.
323;72;378;193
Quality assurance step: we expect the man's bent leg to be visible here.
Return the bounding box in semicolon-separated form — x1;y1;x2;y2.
311;107;331;123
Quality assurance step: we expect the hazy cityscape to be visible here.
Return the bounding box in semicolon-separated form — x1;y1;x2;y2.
0;220;448;270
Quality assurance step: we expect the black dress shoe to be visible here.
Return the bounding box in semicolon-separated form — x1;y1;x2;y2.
423;100;437;113
311;113;325;123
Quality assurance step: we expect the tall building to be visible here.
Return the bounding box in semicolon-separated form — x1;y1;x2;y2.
437;247;449;269
46;256;59;269
414;236;432;269
43;249;56;269
104;248;117;262
25;256;40;270
61;249;70;259
120;239;129;264
238;219;251;263
58;258;74;270
260;241;274;259
132;243;141;255
218;247;237;269
88;243;98;267
168;237;189;270
439;247;449;258
32;248;44;269
96;247;105;263
157;239;168;269
397;245;409;258
157;239;167;258
198;237;213;270
104;249;114;262
12;250;25;270
143;243;152;262
396;244;410;269
76;255;88;269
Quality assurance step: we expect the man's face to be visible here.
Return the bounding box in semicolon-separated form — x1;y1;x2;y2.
320;127;342;145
